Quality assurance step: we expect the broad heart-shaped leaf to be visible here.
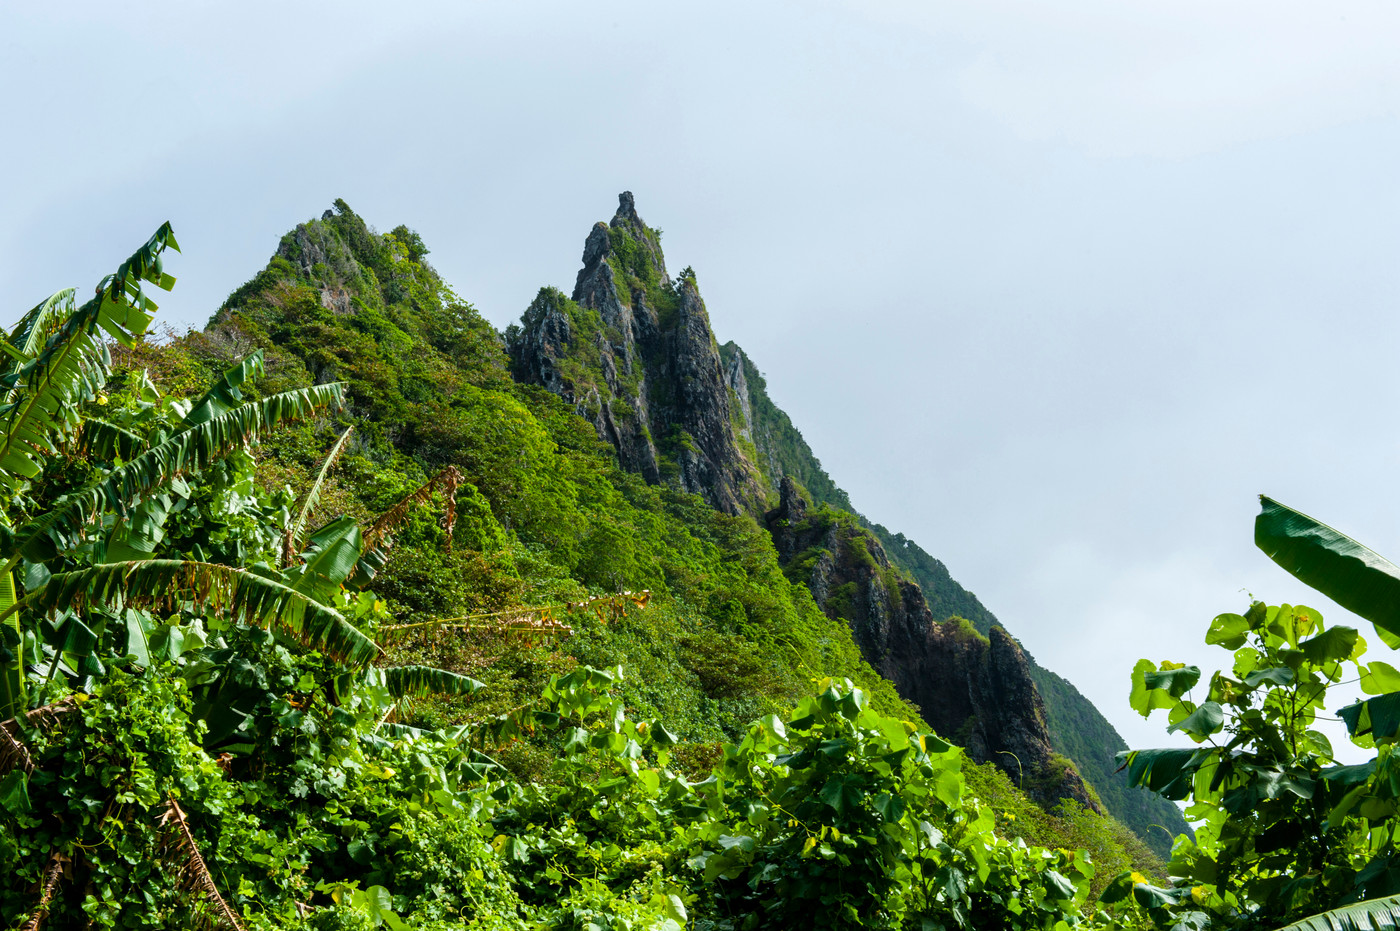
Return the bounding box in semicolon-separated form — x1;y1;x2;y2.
1145;665;1201;698
1339;692;1400;743
1301;625;1363;665
1116;747;1209;800
1276;892;1400;930
3;383;345;569
1256;496;1400;646
1244;666;1296;689
14;560;379;666
818;774;865;815
1131;659;1188;717
382;665;484;700
1206;612;1250;650
1168;701;1224;740
183;350;264;427
1362;661;1400;696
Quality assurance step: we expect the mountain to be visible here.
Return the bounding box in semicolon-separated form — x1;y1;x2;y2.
509;192;1188;854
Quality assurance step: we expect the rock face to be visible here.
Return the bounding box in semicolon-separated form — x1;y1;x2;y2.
509;193;765;515
508;192;1159;828
766;477;1101;812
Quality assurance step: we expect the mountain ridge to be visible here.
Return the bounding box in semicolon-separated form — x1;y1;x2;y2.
511;192;1188;854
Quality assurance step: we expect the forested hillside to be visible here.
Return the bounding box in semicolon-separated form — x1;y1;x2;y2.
16;199;1398;930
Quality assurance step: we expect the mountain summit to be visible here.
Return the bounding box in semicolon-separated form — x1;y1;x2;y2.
510;193;1185;841
510;192;765;515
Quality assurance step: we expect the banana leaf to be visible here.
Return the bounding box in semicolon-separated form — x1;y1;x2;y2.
0;225;177;497
383;665;484;699
183;350;264;427
11;560;379;666
1256;496;1400;646
1277;893;1400;930
282;425;354;566
3;383;344;569
286;516;364;604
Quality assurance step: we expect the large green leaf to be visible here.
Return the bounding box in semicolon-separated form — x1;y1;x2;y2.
1116;747;1208;800
382;665;485;700
3;383;344;569
0;225;177;497
1256;496;1400;643
183;350;264;427
1276;892;1400;930
76;418;148;462
287;516;364;603
104;494;174;562
282;425;354;566
1339;692;1400;743
1167;701;1224;740
1;288;77;385
10;560;380;666
0;570;23;719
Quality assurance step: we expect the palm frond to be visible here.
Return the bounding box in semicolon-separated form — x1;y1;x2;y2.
15;560;380;666
1278;893;1400;930
382;665;484;700
282;426;354;567
4;383;344;569
183;350;264;428
76;418;147;461
0;225;177;496
362;466;462;554
18;850;67;931
157;795;247;931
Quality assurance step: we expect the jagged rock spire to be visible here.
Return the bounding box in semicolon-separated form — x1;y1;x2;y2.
511;192;765;515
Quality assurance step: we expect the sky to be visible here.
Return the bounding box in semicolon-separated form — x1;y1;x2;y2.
6;0;1400;760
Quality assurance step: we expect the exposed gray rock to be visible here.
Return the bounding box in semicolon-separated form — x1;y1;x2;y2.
513;192;765;513
766;476;1101;812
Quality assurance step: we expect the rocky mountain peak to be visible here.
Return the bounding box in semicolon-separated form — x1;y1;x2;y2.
615;190;639;224
511;193;765;515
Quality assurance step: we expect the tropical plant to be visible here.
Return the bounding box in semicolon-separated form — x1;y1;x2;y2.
1110;495;1400;929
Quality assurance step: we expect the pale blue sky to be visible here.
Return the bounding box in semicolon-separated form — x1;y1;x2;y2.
6;0;1400;757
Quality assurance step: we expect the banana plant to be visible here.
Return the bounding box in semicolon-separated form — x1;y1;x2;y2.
1277;893;1400;930
0;229;371;720
1256;495;1400;745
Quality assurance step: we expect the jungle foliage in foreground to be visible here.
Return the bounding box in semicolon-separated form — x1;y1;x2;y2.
9;215;1400;930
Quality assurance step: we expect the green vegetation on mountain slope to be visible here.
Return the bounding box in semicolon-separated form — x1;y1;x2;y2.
719;341;1190;856
0;208;1194;929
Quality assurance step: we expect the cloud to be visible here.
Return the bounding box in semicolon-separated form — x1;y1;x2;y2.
838;0;1400;157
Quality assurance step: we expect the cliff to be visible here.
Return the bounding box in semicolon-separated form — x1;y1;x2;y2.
722;333;1190;856
764;477;1098;811
507;193;765;515
507;191;1187;854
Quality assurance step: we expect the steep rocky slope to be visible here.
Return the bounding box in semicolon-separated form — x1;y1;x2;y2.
507;192;765;515
719;293;1190;855
764;477;1098;811
508;192;1191;850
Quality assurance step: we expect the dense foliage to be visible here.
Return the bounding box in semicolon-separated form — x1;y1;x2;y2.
1110;497;1400;929
0;218;1172;929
